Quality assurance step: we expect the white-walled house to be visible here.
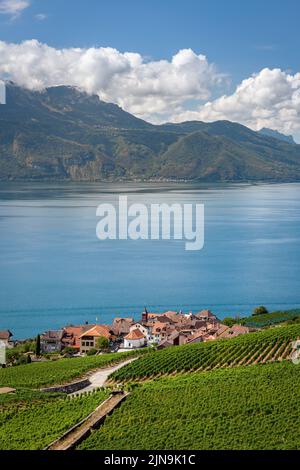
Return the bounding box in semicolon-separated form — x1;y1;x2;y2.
124;329;146;349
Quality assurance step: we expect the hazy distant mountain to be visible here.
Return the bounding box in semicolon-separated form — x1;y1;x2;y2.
258;127;296;145
1;83;300;182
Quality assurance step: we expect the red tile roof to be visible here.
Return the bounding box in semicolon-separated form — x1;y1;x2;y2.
79;325;112;339
0;330;12;341
124;329;145;340
62;326;90;349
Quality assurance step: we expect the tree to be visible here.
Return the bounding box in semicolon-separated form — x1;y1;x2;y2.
96;336;110;351
62;346;77;356
222;317;236;327
36;334;41;356
87;348;97;356
253;306;269;316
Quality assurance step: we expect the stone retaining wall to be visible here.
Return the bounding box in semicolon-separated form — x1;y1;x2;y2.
44;392;129;450
40;378;91;394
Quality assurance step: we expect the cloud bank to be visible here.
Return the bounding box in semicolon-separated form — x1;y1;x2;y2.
175;68;300;140
0;40;223;122
0;0;30;18
0;39;299;140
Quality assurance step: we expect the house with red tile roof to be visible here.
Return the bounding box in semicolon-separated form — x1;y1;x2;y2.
61;325;91;350
79;325;114;354
0;330;13;347
124;328;146;349
217;324;252;339
194;310;218;322
112;317;134;336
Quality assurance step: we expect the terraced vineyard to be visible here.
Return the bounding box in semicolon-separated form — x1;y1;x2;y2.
242;309;300;328
110;324;300;383
0;389;109;450
81;361;300;450
0;349;147;389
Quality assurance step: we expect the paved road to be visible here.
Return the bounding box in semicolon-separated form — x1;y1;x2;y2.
70;357;137;396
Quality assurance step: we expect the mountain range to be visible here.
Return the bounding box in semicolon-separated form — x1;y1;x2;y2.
0;82;300;182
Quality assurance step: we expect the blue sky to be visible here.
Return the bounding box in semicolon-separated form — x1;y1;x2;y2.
0;0;300;139
1;0;300;84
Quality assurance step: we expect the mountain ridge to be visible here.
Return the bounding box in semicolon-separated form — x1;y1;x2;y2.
0;83;300;182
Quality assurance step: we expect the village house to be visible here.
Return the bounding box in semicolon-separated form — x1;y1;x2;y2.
123;328;146;349
0;330;13;347
216;324;253;339
61;325;91;351
79;325;114;354
112;317;134;337
187;330;206;344
194;310;219;323
41;330;64;353
151;322;176;344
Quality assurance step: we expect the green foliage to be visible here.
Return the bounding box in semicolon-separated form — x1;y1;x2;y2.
2;83;300;182
111;324;300;382
253;306;269;316
0;349;148;389
86;348;97;356
80;362;300;450
62;346;77;356
238;309;300;328
222;317;236;327
0;389;64;410
0;389;109;450
6;340;36;365
96;336;110;351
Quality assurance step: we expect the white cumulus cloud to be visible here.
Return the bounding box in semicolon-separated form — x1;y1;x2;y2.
35;13;47;21
0;0;30;18
174;68;300;141
0;39;299;141
0;40;223;122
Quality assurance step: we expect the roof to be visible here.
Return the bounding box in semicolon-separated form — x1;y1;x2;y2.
152;321;170;334
0;330;13;340
62;326;90;349
79;325;112;339
217;324;250;339
41;330;64;341
124;328;145;340
157;340;173;349
112;318;134;335
188;330;206;343
113;317;134;323
195;310;216;319
216;324;229;336
147;313;162;319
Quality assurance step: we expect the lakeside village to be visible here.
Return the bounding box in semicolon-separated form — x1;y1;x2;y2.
0;308;259;364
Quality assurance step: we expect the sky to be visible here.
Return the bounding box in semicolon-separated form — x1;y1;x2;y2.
0;0;300;140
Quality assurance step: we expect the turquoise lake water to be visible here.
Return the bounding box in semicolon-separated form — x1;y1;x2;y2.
1;182;300;339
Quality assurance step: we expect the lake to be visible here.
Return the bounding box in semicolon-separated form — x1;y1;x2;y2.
1;181;300;339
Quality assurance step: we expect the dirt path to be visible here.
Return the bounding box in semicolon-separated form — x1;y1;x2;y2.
70;357;137;396
46;393;129;451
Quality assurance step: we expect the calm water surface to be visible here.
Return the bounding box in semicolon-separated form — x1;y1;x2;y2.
1;182;300;339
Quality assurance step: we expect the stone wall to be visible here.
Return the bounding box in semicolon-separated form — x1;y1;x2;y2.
40;378;91;394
